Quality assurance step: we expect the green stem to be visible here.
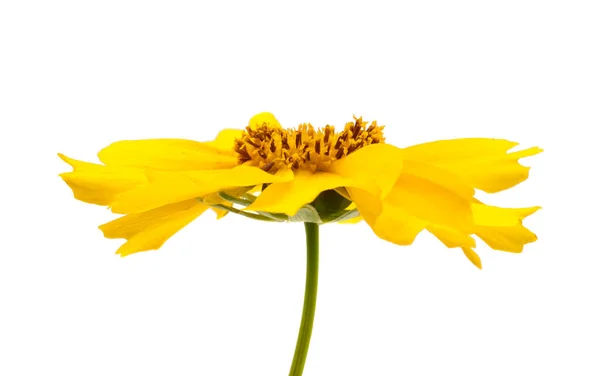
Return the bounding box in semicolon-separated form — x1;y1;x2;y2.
289;223;319;376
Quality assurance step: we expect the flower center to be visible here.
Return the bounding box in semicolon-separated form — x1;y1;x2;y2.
234;116;385;172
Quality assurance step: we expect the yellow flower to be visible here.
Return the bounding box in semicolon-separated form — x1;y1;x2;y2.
59;112;541;268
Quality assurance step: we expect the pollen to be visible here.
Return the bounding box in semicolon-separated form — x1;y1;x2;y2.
234;116;385;172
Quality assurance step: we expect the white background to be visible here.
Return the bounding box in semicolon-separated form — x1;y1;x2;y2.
1;1;599;375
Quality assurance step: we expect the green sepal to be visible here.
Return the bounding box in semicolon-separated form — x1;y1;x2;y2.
257;211;290;222
218;191;255;207
322;208;360;223
210;204;285;222
208;188;358;224
310;190;352;218
290;205;323;223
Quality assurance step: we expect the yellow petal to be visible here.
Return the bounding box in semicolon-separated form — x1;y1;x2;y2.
403;138;542;193
98;138;238;170
111;166;293;214
403;138;520;160
100;199;209;256
337;215;363;224
246;169;352;216
401;159;474;200
58;153;147;206
373;200;426;245
248;112;281;129
476;223;538;253
211;205;231;219
328;143;403;198
351;161;476;249
199;192;232;219
352;187;476;252
440;148;542;193
462;247;483;269
348;188;425;246
372;203;475;248
472;204;540;227
385;172;474;232
346;187;383;227
201;192;226;206
206;129;243;151
427;225;476;248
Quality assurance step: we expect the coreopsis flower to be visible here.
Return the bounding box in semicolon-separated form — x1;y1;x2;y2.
59;112;540;268
59;112;541;375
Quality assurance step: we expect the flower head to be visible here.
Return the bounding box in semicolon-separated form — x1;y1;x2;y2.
59;112;541;268
235;112;384;172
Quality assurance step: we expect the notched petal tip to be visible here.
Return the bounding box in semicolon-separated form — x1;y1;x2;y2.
402;138;543;194
116;246;159;257
472;204;541;227
475;222;539;254
57;152;70;164
57;153;89;170
518;206;541;218
101;200;210;256
97;138;238;170
462;247;483;269
507;145;544;157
